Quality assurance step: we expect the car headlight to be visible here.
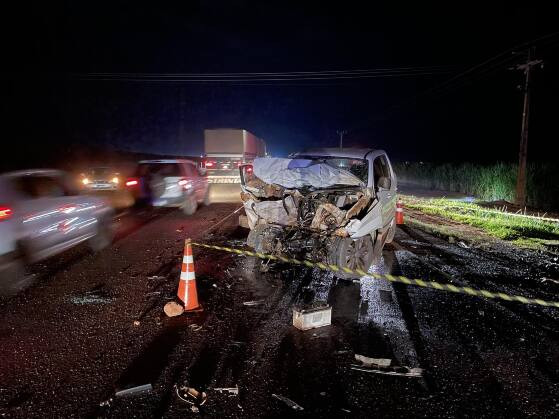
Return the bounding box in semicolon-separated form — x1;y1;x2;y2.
112;177;119;184
82;178;90;185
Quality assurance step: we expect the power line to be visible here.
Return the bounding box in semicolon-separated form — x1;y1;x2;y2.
345;31;559;137
71;66;458;83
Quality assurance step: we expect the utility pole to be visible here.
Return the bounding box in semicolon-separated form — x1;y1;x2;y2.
337;129;346;151
514;47;542;208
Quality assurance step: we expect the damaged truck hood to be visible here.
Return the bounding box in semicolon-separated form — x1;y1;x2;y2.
253;157;363;189
241;157;384;239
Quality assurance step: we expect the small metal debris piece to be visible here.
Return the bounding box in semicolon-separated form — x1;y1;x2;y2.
189;324;203;332
115;383;153;397
133;320;141;326
176;385;208;406
243;300;265;306
458;241;470;249
272;394;304;411
99;398;113;407
190;406;199;413
214;385;239;395
354;354;392;368
147;275;166;280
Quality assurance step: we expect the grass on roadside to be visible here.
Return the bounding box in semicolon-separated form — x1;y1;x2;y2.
401;196;559;251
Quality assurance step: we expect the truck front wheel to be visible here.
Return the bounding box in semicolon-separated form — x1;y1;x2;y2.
328;236;375;279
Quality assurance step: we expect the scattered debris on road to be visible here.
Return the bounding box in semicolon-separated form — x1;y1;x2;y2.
213;385;239;395
175;385;208;406
272;393;304;411
69;294;113;305
189;324;203;332
354;354;392;368
292;303;331;330
115;383;153;397
133;320;141;326
164;301;184;317
541;277;559;285
351;365;424;378
243;299;265;306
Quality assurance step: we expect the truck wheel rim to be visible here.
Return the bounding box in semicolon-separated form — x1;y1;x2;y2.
345;239;369;270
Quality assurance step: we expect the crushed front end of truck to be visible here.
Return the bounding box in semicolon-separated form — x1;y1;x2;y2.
240;155;394;277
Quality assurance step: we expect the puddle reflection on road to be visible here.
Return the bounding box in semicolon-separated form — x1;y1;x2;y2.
329;250;422;367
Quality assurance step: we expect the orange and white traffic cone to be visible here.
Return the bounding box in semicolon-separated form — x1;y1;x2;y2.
396;198;405;225
177;239;201;311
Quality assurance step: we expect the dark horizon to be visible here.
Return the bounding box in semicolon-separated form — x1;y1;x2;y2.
2;1;558;165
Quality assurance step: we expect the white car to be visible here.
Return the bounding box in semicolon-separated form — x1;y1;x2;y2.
126;159;209;215
240;148;397;277
0;170;114;294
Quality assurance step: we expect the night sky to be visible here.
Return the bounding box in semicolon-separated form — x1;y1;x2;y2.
2;1;558;164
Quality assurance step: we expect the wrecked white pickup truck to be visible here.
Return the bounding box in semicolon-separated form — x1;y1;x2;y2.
240;148;397;277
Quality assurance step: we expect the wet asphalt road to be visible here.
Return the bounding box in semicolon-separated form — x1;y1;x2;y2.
1;203;559;418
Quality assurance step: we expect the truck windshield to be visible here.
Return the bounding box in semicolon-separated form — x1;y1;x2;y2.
314;158;368;184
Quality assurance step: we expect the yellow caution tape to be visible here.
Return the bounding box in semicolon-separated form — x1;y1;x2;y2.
191;241;559;308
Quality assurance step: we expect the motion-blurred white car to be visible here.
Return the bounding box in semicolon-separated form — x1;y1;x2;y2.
126;159;209;215
0;169;114;294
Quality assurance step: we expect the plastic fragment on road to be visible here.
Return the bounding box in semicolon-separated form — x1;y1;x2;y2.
214;385;239;395
70;295;113;305
354;354;392;368
164;301;184;317
243;300;264;306
350;365;424;377
292;303;331;330
115;383;153;397
272;393;304;411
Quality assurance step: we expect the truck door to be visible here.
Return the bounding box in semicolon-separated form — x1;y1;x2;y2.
372;155;396;228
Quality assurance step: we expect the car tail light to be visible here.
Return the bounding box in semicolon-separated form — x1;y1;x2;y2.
0;206;13;221
178;178;192;189
246;165;253;173
125;178;139;187
205;161;215;168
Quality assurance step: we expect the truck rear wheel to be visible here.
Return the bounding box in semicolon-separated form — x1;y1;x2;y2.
328;236;375;279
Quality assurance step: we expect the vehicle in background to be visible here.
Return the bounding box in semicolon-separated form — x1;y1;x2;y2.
80;167;121;190
239;148;397;278
203;128;266;184
0;169;114;294
125;159;209;215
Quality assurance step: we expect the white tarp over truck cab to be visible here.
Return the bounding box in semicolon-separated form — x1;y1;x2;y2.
252;157;363;189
